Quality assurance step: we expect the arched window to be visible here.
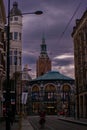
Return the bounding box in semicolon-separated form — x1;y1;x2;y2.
32;86;39;101
45;84;56;101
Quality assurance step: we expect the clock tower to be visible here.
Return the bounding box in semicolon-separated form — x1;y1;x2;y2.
36;36;51;77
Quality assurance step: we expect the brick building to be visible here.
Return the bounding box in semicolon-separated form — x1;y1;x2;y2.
72;9;87;118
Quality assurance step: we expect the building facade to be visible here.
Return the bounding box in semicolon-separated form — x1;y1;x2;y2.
2;1;22;116
28;71;75;116
15;65;32;114
9;1;22;77
72;10;87;118
0;0;6;117
36;36;51;77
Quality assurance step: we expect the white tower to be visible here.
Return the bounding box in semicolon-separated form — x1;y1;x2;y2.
10;1;22;77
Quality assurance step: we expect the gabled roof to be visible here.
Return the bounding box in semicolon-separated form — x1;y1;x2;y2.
32;71;74;81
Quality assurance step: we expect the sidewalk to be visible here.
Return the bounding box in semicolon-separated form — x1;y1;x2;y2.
58;116;87;126
0;119;19;130
0;116;34;130
21;117;34;130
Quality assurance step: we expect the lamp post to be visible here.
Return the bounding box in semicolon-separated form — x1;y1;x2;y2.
40;83;44;111
14;56;17;115
5;0;11;130
5;1;43;130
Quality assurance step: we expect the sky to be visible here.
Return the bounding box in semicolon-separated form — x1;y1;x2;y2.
4;0;87;79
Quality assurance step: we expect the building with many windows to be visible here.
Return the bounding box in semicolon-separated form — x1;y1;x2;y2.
9;1;22;77
16;65;32;114
28;71;75;115
2;1;22;116
72;9;87;118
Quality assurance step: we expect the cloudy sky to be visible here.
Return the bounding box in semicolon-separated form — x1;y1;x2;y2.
4;0;87;79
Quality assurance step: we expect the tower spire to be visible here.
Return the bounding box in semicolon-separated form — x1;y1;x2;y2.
42;32;45;44
40;34;48;57
36;35;51;77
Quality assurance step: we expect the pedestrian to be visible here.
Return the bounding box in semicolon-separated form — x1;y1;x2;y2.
39;110;46;128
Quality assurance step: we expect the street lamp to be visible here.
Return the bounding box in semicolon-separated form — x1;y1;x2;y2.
23;10;43;15
5;0;43;130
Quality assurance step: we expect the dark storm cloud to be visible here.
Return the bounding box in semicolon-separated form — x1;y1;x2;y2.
53;57;74;67
23;54;36;65
4;0;87;78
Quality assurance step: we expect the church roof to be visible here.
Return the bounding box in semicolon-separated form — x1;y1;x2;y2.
10;1;22;16
32;71;74;81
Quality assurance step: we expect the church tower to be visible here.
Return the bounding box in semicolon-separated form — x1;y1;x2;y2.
36;36;51;77
10;1;22;77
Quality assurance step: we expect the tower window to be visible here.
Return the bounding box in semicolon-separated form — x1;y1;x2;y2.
19;57;21;65
14;17;18;21
10;51;12;55
14;56;17;65
14;50;17;55
14;32;18;40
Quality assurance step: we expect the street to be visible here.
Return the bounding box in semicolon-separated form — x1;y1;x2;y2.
28;115;87;130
